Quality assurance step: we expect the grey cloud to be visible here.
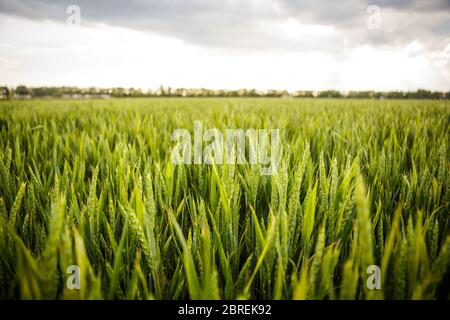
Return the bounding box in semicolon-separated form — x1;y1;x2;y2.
0;0;449;52
277;0;367;27
0;1;281;49
277;0;449;48
373;0;449;11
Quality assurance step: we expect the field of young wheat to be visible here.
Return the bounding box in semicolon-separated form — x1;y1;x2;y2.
0;98;449;300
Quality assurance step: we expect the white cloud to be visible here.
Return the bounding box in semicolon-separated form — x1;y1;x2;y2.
0;2;449;91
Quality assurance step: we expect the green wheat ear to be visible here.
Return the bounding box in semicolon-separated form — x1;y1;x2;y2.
0;98;448;299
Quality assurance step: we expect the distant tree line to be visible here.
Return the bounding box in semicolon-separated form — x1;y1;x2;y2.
1;85;449;99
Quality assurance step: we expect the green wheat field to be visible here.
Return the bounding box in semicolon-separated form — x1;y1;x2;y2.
0;98;449;300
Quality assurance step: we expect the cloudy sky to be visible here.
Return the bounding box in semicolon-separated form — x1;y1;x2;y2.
0;0;449;91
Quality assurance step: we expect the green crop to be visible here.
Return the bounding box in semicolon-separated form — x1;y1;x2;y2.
0;98;449;299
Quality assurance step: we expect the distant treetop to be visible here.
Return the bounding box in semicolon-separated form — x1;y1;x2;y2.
1;86;448;100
